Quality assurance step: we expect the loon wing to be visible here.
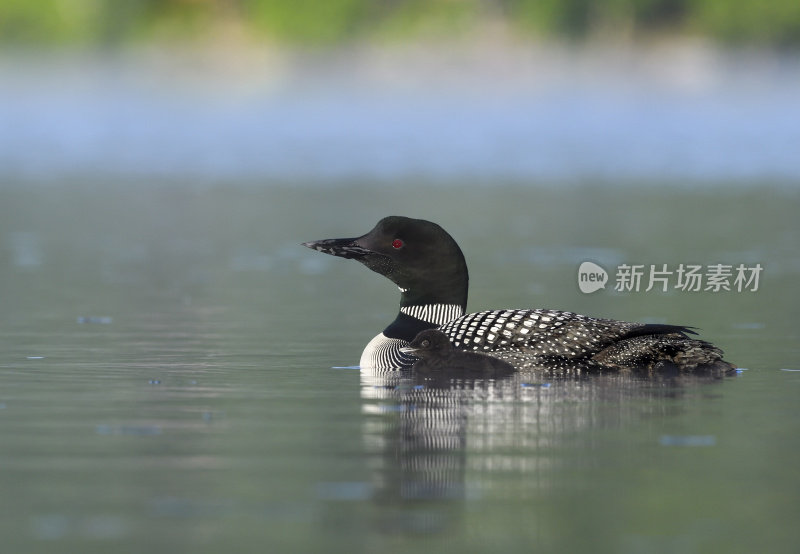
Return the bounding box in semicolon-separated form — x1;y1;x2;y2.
438;309;692;359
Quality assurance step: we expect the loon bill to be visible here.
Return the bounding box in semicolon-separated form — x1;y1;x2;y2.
302;216;736;374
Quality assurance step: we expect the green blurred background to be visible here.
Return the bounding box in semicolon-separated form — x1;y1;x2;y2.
3;0;800;47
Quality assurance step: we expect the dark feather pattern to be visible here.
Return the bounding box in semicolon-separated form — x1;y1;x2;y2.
439;308;651;358
438;309;734;373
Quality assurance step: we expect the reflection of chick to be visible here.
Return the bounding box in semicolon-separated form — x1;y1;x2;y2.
402;330;515;376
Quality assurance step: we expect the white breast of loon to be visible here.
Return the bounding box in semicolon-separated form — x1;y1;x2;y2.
359;303;463;370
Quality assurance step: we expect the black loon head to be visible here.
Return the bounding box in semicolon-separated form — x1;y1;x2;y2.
303;216;469;309
402;329;453;359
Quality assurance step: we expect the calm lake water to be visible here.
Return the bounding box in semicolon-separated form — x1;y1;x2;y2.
1;183;798;553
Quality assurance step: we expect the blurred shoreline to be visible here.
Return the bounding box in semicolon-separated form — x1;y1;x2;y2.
2;38;799;187
5;34;799;90
4;1;800;48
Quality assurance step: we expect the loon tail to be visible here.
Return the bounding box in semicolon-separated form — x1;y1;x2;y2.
620;323;698;339
593;328;736;376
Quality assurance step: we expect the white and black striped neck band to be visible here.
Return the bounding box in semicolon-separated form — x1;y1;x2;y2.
400;304;463;326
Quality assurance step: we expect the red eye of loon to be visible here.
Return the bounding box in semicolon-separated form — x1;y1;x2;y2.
391;239;404;249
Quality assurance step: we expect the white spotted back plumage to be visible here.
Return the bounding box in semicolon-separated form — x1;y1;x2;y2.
438;309;639;359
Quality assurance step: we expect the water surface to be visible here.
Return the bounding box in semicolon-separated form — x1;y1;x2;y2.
0;184;798;553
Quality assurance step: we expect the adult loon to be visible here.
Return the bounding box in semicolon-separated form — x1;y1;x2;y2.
303;216;735;373
402;329;515;376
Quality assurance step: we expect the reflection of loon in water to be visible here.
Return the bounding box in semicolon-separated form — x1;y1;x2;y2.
303;216;736;374
354;369;724;535
401;329;515;377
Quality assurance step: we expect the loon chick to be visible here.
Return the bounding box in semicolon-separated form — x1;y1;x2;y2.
401;329;515;376
303;216;735;373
